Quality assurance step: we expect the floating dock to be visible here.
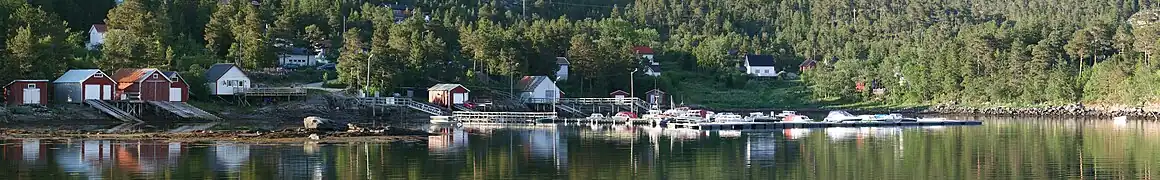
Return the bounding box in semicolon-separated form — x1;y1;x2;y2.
668;120;982;130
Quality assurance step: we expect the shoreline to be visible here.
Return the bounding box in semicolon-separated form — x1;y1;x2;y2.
712;103;1160;119
0;128;434;144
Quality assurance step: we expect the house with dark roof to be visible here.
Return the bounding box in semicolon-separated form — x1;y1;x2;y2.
644;64;661;77
204;64;251;95
87;24;107;50
112;68;173;101
555;57;570;81
278;47;325;68
517;76;563;102
743;55;778;77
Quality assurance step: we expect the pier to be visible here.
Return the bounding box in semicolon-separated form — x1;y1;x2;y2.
452;111;557;123
668;120;983;130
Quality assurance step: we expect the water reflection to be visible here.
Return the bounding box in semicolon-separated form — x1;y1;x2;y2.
3;118;1160;179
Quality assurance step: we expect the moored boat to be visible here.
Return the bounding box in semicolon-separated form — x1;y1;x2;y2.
430;116;458;124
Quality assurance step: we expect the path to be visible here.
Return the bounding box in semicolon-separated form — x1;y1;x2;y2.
302;81;345;92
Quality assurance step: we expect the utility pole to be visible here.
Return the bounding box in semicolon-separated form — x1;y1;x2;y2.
631;68;638;114
366;54;373;97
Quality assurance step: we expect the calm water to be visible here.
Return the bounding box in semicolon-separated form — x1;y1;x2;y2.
3;117;1160;179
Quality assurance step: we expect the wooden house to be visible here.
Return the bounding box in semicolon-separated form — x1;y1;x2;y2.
53;69;117;103
645;89;666;107
633;46;655;60
163;71;189;101
112;68;173;101
4;80;50;105
204;63;252;95
427;84;470;107
744;55;778;77
610;90;629;99
517;76;564;102
555;57;570;81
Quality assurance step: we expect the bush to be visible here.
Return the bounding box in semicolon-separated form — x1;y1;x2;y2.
9;106;33;115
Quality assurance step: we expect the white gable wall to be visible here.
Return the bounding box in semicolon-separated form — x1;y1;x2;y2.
746;65;778;77
556;64;569;81
520;79;562;100
211;67;252;95
279;54;317;67
87;27;104;50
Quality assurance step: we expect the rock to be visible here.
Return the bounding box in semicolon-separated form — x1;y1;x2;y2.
308;134;320;140
303;116;346;131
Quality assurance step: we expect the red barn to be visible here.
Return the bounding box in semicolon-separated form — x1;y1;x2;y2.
163;71;188;101
4;80;50;105
54;69;118;103
112;68;172;101
428;84;470;107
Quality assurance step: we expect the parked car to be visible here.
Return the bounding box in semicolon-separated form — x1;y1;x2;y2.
282;64;301;69
317;63;337;71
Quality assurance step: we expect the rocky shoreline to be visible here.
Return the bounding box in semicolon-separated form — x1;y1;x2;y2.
919;104;1160;119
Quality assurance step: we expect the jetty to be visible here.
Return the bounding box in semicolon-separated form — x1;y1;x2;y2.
147;101;222;120
452;111;557;123
358;97;450;116
85;100;143;123
668;120;982;130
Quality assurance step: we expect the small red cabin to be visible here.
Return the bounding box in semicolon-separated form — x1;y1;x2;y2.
609;90;630;98
4;80;50;105
163;71;188;101
112;68;172;101
428;84;470;107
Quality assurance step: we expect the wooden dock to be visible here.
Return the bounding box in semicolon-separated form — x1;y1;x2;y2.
452;111;557;123
84;100;143;123
359;97;450;115
237;87;308;97
668;120;983;130
147;101;222;120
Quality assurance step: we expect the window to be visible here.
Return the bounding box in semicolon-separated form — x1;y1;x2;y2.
26;84;35;89
546;90;556;99
151;74;159;79
94;73;104;77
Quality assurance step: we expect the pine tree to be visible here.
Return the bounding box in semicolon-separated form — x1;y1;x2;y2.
337;27;368;88
102;0;167;70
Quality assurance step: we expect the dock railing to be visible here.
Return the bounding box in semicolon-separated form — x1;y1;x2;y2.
236;87;308;97
358;97;449;115
451;111;557;123
524;98;642;105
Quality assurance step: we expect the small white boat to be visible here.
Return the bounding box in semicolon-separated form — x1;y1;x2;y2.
823;111;863;122
783;114;814;122
713;113;747;122
824;111;915;123
774;111;798;118
430;116;458;124
586;113;607;122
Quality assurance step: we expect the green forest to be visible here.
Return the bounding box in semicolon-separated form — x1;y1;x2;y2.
4;0;1160;108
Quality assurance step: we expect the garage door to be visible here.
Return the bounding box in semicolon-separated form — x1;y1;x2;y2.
170;88;182;101
102;85;112;100
84;85;101;100
453;93;467;104
23;88;39;104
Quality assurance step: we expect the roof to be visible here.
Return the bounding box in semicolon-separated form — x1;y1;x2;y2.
517;76;552;92
162;71;179;78
286;48;318;55
610;90;629;95
800;59;818;67
745;55;777;67
428;84;469;92
556;57;570;65
5;80;50;88
112;68;169;89
633;46;654;54
646;89;666;94
54;69;107;83
648;64;661;72
205;63;244;82
92;24;107;33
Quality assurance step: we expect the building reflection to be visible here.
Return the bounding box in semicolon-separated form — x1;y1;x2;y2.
213;142;250;173
429;126;469;155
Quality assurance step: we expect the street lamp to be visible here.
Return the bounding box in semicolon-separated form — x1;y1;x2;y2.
631;68;638;114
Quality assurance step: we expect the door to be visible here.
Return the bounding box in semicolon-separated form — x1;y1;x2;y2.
169;88;182;101
452;93;467;104
102;85;112;100
84;84;101;100
23;88;39;104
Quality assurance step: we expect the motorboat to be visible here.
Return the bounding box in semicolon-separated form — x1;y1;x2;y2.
824;111;916;122
612;112;638;122
586;113;607;122
712;113;748;122
823;111;863;122
747;112;781;122
782;114;814;122
430;116;458;124
774;111;798;118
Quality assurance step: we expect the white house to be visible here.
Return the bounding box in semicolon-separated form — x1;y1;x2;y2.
633;46;655;60
517;76;563;102
87;24;107;50
744;55;778;77
555;57;569;81
644;64;661;77
204;63;251;95
278;48;325;67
